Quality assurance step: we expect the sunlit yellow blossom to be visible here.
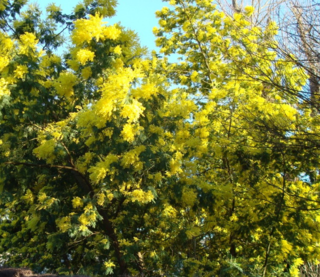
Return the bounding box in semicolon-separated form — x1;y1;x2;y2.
233;13;242;21
72;13;106;45
104;260;115;268
81;67;92;79
152;26;158;35
0;56;9;72
76;49;95;64
121;100;145;123
113;45;122;55
131;189;154;204
132;83;158;100
53;71;77;98
78;214;90;226
72;197;83;208
84;203;93;212
88;154;118;184
121;123;135;142
19;32;38;55
191;71;198;82
162;204;177;218
107;192;114;201
79;225;89;232
281;240;293;256
159;20;167;27
0;78;10;98
67;59;80;71
96;193;105;206
244;6;255;16
121;145;145;168
14;65;28;79
38;192;47;203
103;25;121;40
0;36;13;51
56;216;71;233
161;7;169;15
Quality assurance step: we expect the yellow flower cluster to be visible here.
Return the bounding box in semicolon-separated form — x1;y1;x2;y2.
53;71;77;98
104;260;115;268
72;197;83;209
81;67;92;79
56;216;71;233
132;83;158;100
121;100;145;123
71;14;120;46
0;78;9;98
121;124;135;142
96;192;105;206
131;189;154;204
38;192;47;203
244;6;255;16
121;145;146;169
77;203;98;230
113;45;122;55
0;34;13;75
0;56;9;72
33;139;56;164
41;54;61;68
162;204;177;218
88;154;118;184
14;65;28;79
76;48;95;65
19;32;38;55
72;14;106;45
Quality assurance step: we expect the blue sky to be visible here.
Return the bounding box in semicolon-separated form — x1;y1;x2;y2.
37;0;165;51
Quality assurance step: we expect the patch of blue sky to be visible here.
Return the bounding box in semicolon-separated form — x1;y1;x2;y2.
36;0;165;52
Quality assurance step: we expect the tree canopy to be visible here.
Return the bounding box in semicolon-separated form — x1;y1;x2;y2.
0;0;320;276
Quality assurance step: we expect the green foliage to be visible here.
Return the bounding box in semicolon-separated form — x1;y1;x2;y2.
0;0;320;276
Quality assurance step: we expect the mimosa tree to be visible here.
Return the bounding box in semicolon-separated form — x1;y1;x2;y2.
0;0;319;276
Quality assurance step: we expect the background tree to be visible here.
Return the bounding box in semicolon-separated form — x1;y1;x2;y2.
212;0;320;207
278;0;320;113
155;0;320;276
